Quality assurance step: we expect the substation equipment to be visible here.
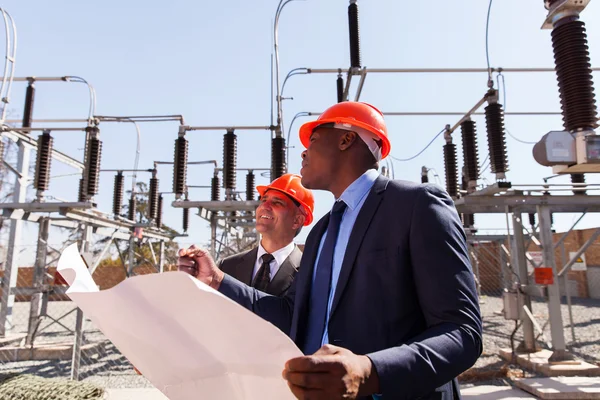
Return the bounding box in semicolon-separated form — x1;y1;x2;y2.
280;0;600;363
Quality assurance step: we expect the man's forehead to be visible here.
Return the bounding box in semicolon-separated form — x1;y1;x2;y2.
310;124;341;138
262;190;301;209
263;190;292;202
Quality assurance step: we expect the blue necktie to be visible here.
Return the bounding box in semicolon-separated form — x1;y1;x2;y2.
303;200;347;355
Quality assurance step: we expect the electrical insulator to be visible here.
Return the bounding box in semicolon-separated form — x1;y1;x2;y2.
156;194;163;229
463;213;475;228
183;202;190;233
113;172;124;216
348;0;361;69
223;130;237;190
22;80;35;129
421;166;428;183
230;210;240;224
337;75;344;103
34;131;53;192
78;178;85;202
128;196;137;221
528;213;536;228
246;171;255;201
460;120;480;182
85;127;102;196
443;143;459;198
484;102;509;176
211;175;220;201
271;137;286;180
149;174;159;220
551;19;598;131
571;173;587;195
544;0;561;9
173;136;188;196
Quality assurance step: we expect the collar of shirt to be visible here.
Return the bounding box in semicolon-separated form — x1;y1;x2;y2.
254;240;296;279
336;168;380;211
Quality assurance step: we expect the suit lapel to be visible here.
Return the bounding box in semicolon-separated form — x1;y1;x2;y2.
330;175;389;317
294;216;329;326
236;247;258;286
268;246;301;296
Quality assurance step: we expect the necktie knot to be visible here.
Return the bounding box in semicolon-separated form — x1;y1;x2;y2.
332;200;347;215
261;253;275;264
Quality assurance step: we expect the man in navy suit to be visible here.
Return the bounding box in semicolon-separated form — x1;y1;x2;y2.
179;101;482;399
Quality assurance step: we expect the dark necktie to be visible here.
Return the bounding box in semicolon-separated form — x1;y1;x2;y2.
303;200;347;354
253;253;274;292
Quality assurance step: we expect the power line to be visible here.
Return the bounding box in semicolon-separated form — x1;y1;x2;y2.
485;0;494;85
389;127;446;162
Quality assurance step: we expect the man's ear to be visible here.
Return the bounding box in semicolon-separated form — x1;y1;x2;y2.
293;212;306;230
339;131;358;151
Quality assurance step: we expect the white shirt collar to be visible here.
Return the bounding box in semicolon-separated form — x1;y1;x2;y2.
256;240;296;269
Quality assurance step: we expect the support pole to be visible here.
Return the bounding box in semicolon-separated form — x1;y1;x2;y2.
159;241;165;274
512;214;536;352
0;141;31;336
128;237;135;276
210;214;217;259
25;217;50;346
71;224;92;380
560;242;576;343
537;205;570;361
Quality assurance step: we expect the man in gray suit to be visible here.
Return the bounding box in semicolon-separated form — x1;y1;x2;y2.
179;102;482;399
181;173;314;297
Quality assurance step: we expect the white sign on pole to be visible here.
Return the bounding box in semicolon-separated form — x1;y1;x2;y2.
569;252;587;271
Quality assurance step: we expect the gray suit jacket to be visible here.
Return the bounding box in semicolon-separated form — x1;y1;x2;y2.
218;245;302;296
219;176;482;399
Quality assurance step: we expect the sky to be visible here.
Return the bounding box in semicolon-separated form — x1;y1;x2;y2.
1;0;600;263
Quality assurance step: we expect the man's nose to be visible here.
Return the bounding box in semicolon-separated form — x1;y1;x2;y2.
301;150;307;159
258;201;272;211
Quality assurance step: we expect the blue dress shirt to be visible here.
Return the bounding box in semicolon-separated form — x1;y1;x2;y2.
311;168;379;347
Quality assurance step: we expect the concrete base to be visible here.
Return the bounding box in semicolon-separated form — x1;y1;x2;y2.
461;385;536;399
0;341;105;361
515;377;600;399
500;348;600;377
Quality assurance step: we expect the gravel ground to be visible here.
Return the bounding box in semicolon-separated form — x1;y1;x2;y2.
474;294;600;373
0;296;598;388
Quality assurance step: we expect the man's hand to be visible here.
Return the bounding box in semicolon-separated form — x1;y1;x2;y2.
282;344;379;399
177;245;224;290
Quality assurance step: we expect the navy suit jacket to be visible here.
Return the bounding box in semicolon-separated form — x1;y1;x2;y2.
220;176;483;399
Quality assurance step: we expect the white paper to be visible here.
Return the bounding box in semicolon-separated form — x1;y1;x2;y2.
57;243;302;400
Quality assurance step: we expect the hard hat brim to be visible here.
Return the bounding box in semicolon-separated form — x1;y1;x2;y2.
298;118;391;159
256;186;313;226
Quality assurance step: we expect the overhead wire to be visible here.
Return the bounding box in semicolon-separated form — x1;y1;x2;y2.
0;8;17;122
485;0;494;85
496;71;537;145
63;76;97;123
390;127;446;162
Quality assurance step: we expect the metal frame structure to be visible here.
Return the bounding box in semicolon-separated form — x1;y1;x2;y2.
456;183;600;361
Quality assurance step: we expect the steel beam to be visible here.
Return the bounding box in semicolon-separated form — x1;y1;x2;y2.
1;130;85;171
25;217;50;346
0;201;94;212
537;205;570;361
172;200;260;212
512;214;536;352
455;194;600;214
0;140;31;337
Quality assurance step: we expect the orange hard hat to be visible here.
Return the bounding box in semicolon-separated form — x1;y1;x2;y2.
298;101;391;159
256;173;315;226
